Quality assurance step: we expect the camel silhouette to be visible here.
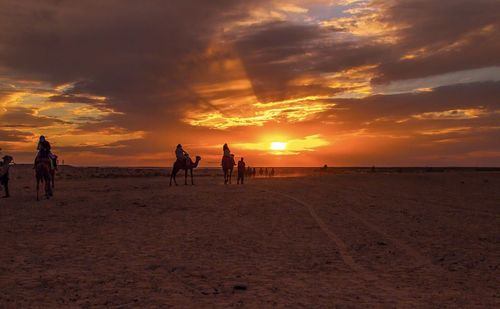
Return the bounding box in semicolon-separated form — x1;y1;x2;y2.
36;158;53;200
222;156;235;184
169;155;201;186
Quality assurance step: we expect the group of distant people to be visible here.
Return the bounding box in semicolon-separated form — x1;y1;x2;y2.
174;143;276;185
1;137;280;198
0;136;59;198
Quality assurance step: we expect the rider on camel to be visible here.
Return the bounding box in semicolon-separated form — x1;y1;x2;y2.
221;143;234;166
175;144;189;166
34;135;56;169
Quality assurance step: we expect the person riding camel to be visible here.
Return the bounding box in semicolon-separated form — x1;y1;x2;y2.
175;144;189;167
34;135;57;170
221;143;233;167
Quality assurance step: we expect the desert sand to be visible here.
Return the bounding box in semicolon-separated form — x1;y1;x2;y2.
0;166;499;308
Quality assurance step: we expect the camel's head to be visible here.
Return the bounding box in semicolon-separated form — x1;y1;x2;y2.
195;156;201;161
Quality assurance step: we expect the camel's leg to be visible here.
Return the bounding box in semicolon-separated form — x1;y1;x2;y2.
45;180;51;199
170;168;179;186
48;177;53;197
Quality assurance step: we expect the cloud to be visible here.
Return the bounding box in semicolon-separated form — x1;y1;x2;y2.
233;134;330;155
0;107;66;128
0;0;499;165
0;129;32;142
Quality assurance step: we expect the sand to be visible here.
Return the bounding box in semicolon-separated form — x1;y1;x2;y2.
0;166;499;308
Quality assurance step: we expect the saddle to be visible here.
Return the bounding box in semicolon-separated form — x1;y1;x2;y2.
35;157;55;170
221;156;235;167
177;157;192;169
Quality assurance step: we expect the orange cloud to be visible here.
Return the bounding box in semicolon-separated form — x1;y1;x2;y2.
184;96;334;129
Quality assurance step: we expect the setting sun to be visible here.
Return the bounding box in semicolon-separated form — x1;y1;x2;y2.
270;142;287;151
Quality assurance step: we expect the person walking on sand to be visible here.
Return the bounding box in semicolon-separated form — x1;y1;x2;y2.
0;155;13;198
237;157;246;184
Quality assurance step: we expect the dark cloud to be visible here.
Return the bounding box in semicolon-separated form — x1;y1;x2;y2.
0;107;66;127
0;129;32;142
48;94;106;104
373;0;500;83
330;82;500;126
0;0;260;125
0;0;499;165
232;0;500;91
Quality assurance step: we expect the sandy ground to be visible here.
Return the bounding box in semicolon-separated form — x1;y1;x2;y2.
0;166;499;308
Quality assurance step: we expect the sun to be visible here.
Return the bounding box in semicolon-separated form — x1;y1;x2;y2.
270;142;287;151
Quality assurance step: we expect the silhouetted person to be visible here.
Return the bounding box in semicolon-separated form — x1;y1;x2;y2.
246;166;252;177
34;135;50;166
270;168;275;177
259;168;263;176
252;168;256;177
265;168;269;177
0;155;13;198
34;135;57;170
175;144;189;166
237;157;245;184
222;143;231;158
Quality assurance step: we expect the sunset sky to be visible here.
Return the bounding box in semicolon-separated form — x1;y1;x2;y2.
1;0;499;167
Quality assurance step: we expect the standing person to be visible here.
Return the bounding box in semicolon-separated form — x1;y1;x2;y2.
259;168;263;177
0;155;13;198
265;168;269;177
237;157;246;184
252;168;256;177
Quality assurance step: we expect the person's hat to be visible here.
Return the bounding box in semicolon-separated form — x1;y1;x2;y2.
177;144;182;147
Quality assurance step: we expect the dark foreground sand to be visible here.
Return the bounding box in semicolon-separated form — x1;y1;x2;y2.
1;167;499;308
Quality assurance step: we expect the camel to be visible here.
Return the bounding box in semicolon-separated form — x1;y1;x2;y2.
36;158;53;201
169;155;201;186
222;156;235;184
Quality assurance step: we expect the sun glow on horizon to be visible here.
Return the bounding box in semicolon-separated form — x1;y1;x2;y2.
270;142;287;151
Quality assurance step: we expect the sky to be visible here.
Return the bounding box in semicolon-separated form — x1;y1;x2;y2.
0;0;499;167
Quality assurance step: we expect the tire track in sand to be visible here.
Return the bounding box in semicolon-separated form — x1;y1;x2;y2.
339;203;442;271
271;180;444;272
263;189;442;305
262;189;415;304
